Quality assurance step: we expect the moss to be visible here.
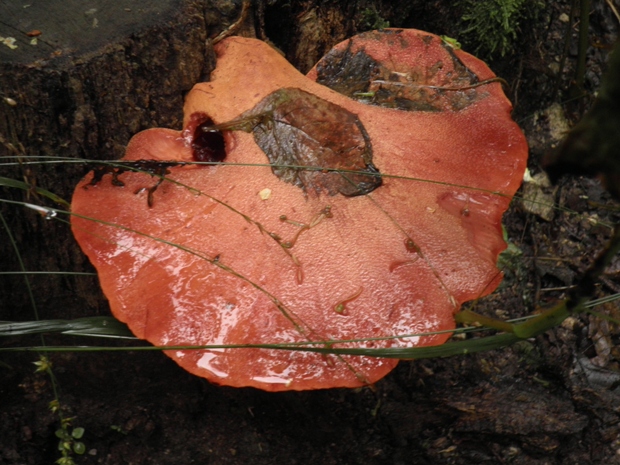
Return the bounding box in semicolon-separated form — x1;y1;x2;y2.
359;7;390;31
458;0;544;58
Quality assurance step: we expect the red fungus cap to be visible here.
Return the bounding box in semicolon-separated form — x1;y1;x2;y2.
71;29;527;391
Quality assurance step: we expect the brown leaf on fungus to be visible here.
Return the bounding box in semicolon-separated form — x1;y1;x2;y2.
219;87;382;196
71;29;528;391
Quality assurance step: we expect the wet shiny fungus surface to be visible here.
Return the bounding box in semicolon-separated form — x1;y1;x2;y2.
71;29;528;391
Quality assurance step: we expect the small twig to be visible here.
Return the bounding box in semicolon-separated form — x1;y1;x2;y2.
606;0;620;23
572;0;591;97
212;0;250;45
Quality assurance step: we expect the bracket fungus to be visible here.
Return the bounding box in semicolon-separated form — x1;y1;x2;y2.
71;29;527;391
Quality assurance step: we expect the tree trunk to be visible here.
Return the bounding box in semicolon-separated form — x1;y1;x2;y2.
0;0;252;318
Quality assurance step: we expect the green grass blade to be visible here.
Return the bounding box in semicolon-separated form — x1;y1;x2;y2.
0;332;520;358
0;176;70;208
0;317;134;339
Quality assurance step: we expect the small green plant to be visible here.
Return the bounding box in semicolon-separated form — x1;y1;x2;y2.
34;356;86;465
2;193;87;464
458;0;544;57
440;35;462;50
359;7;390;30
55;421;86;465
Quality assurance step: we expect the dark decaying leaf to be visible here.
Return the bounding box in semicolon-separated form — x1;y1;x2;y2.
232;87;383;196
311;41;381;98
314;30;485;112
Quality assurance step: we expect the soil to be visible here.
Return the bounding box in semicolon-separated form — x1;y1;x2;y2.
2;1;620;464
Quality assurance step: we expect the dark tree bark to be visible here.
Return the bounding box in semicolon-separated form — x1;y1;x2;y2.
0;0;252;318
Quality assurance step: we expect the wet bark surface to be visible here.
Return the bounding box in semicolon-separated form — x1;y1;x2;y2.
2;1;620;464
